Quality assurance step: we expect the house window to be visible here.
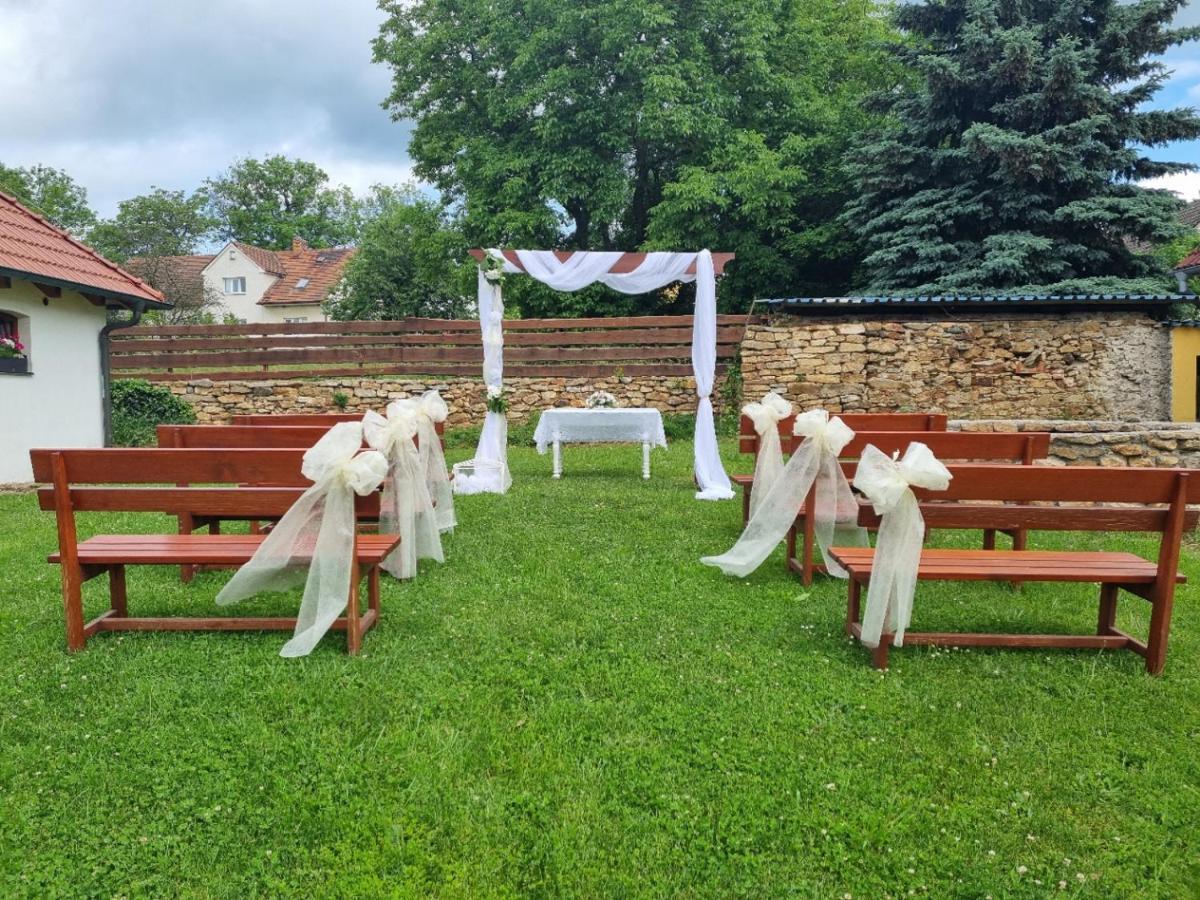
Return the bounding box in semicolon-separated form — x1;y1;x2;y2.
0;310;30;375
284;316;308;324
295;278;310;289
223;277;246;294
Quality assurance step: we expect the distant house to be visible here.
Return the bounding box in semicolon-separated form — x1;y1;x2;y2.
133;237;355;324
1181;199;1200;231
1176;245;1200;292
0;190;169;483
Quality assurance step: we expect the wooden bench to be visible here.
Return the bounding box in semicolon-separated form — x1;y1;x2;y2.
30;448;395;654
737;411;947;456
828;464;1199;674
231;412;444;438
775;431;1052;584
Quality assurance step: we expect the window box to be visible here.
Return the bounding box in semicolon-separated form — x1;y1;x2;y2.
0;356;29;375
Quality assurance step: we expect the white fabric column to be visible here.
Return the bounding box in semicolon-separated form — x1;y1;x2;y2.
691;250;734;500
743;392;792;520
454;260;514;495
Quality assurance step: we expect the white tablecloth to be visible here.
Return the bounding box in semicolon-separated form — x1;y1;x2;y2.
533;408;668;453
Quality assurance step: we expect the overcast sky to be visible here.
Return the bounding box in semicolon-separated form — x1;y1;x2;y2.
0;0;1197;220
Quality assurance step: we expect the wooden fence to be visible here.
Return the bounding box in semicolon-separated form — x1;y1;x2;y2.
108;315;752;382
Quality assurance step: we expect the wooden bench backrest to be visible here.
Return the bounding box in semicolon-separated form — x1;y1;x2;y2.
158;424;345;449
831;430;1050;462
231;413;445;437
30;448;381;519
739;412;947;454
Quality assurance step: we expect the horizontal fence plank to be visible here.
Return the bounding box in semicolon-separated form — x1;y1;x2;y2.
110;315;747;382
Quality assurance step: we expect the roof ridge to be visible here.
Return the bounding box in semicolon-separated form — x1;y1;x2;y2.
0;189;164;302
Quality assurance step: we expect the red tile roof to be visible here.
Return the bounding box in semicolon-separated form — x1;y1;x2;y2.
1178;245;1200;272
234;242;284;276
259;245;356;306
0;190;167;306
1181;199;1200;229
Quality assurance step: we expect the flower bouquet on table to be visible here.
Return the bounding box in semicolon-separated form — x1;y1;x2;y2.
485;385;508;414
585;390;617;409
0;336;25;358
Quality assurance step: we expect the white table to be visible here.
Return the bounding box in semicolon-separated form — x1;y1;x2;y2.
533;408;668;479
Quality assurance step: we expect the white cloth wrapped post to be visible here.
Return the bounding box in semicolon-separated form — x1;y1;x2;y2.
853;442;952;649
455;263;512;495
397;390;456;532
701;410;866;577
363;405;444;580
215;422;388;658
743;392;792;520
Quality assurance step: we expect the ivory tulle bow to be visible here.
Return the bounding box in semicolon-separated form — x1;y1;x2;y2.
700;409;866;578
216;422;388;657
397;391;456;532
853;442;951;649
742;393;793;520
364;404;445;579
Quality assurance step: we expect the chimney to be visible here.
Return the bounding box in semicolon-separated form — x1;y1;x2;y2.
292;236;309;252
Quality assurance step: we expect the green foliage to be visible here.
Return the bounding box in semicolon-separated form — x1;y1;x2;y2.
3;444;1200;894
88;187;215;264
331;390;350;410
204;155;358;250
326;187;473;320
374;0;901;312
842;0;1200;294
0;162;97;236
110;378;196;447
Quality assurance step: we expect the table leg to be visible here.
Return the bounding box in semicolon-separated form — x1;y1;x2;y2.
553;439;562;479
642;441;650;479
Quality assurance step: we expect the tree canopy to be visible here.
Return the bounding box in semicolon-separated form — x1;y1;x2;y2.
88;188;215;264
0;163;97;236
841;0;1200;295
203;155;358;251
374;0;902;311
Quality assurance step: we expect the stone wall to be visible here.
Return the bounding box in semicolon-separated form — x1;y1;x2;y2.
952;419;1200;468
741;311;1171;422
169;373;724;426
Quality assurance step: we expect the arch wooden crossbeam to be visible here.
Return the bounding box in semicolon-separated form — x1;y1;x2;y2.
468;249;735;277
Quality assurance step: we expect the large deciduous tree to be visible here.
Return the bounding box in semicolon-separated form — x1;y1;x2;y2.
325;186;473;320
842;0;1200;294
204;155;358;250
0;163;97;236
374;0;899;312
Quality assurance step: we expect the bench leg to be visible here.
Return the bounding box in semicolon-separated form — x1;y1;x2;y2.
179;513;196;583
1146;587;1174;676
741;484;751;526
800;513;815;586
346;557;362;656
982;529;996;551
1097;582;1118;636
368;564;381;615
62;564;87;652
846;578;861;633
109;565;127;617
871;636;890;670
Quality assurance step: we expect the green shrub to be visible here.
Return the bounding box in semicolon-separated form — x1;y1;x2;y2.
331;391;350;410
110;379;196;446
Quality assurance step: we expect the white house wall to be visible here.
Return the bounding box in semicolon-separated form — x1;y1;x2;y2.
203;245;279;323
255;303;327;324
0;280;107;483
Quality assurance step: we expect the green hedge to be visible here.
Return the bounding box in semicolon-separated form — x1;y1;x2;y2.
110;379;196;447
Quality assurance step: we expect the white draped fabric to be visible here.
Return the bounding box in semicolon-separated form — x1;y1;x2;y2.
363;405;443;579
215;422;388;657
853;442;951;649
396;390;456;532
460;248;732;498
700;410;867;578
454;267;513;495
743;392;792;520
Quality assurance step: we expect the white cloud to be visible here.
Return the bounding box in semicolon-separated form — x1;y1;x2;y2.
1139;170;1200;201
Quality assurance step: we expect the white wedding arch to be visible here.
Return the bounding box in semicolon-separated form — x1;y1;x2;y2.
453;249;736;500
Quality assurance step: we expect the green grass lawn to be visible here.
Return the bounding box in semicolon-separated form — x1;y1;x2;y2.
2;439;1199;898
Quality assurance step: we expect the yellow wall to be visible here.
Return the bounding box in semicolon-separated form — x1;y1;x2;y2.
1171;326;1200;421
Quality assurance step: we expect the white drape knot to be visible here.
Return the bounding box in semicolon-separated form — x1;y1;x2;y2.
793;408;855;457
362;407;419;458
299;421;388;496
414;389;449;424
852;442;951;649
743;392;792;436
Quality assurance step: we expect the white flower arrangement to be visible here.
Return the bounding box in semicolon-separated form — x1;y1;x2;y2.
485;384;508;413
585;390;617;409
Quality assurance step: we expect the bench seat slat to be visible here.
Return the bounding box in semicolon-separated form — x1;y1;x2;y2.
49;534;399;567
829;548;1183;585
